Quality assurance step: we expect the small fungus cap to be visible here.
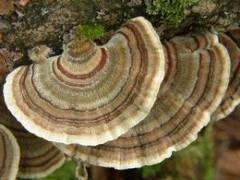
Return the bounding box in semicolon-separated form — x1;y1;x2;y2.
3;17;165;145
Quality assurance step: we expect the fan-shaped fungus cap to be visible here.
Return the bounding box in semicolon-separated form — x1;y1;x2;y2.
0;93;65;179
0;124;20;180
56;32;230;169
213;29;240;120
3;17;165;146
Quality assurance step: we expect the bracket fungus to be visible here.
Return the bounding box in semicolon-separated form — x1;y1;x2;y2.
0;124;20;180
3;17;165;146
56;32;231;169
0;92;65;179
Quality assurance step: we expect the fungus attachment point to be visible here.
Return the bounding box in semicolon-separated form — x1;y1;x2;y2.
0;125;20;180
56;32;230;169
3;17;165;146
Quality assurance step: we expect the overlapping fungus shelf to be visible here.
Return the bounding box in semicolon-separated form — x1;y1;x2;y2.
55;32;231;169
213;28;240;120
3;17;165;146
0;124;20;180
5;16;240;170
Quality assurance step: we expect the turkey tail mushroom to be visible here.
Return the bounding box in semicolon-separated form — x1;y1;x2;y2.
55;32;231;169
0;125;20;180
0;92;65;179
3;17;165;146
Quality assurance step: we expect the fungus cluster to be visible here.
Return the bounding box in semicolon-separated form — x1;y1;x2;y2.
57;32;231;169
1;16;240;175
